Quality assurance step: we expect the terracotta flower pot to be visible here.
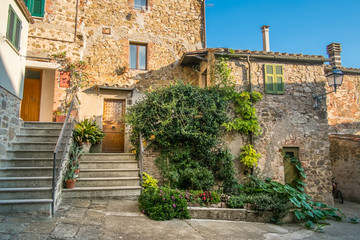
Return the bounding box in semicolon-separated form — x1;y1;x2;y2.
65;179;76;189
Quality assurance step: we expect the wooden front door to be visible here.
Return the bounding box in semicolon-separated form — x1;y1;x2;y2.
20;78;42;121
102;99;125;153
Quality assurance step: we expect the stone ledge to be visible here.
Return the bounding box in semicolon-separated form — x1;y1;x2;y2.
188;207;295;223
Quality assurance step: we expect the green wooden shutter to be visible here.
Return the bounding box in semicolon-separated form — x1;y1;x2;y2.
6;8;14;40
14;17;22;50
32;0;45;17
264;64;284;94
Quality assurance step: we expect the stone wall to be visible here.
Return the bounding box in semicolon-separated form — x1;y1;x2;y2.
327;72;360;135
0;86;22;157
330;135;360;203
139;55;333;204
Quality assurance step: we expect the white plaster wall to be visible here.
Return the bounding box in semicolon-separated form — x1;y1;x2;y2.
0;0;30;98
39;69;55;122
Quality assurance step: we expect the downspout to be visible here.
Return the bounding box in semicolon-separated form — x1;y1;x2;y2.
246;56;254;175
203;0;206;48
74;0;79;42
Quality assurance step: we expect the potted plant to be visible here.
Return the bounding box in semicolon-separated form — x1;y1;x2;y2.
70;145;83;175
73;119;105;153
65;166;77;189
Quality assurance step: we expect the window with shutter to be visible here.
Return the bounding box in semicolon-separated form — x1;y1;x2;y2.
23;0;45;17
6;5;22;51
264;64;284;94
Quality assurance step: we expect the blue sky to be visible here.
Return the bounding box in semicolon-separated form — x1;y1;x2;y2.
206;0;359;68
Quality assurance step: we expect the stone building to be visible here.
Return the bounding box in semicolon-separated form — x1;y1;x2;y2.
1;0;358;206
325;44;360;203
0;0;33;155
22;0;206;152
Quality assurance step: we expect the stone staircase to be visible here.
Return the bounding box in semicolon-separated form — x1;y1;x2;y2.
0;121;65;213
62;153;141;199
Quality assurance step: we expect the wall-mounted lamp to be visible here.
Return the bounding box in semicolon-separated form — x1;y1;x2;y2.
313;67;344;108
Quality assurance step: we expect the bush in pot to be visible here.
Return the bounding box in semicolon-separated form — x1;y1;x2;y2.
73;119;105;153
65;166;77;189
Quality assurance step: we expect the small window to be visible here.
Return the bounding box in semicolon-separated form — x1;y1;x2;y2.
23;0;45;17
282;147;300;187
130;43;147;70
264;64;284;94
134;0;147;10
6;6;22;51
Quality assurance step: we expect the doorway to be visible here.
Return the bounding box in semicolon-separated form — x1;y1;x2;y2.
20;69;42;121
283;147;300;187
102;99;125;153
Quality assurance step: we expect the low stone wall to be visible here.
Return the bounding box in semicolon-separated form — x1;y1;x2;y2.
188;207;295;223
0;86;22;158
330;135;360;203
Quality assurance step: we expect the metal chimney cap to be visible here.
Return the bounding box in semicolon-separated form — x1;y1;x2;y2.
261;25;270;30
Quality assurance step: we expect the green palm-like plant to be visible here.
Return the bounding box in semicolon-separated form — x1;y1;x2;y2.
74;119;105;144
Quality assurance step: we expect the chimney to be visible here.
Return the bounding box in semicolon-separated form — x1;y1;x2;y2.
261;25;270;52
326;43;342;67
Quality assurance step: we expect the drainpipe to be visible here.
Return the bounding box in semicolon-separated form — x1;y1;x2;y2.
203;0;207;48
246;56;254;175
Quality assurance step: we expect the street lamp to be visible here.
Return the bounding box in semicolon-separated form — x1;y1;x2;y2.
313;67;344;108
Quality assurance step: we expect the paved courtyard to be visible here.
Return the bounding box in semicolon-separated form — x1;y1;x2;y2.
0;199;359;240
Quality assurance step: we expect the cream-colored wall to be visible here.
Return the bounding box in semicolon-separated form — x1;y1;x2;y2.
0;0;30;98
39;69;55;122
79;89;134;152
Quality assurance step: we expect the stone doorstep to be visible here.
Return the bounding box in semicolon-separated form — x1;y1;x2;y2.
188;207;295;223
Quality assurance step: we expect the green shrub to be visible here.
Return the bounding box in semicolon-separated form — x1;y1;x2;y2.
227;195;246;208
139;187;189;221
128;83;238;191
142;172;158;189
74;119;105;144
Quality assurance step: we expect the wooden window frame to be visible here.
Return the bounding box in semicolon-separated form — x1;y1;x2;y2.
23;0;45;17
264;64;284;95
6;5;22;51
130;43;147;70
133;0;148;10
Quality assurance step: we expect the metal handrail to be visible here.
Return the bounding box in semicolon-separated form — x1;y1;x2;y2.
51;98;76;216
139;134;144;191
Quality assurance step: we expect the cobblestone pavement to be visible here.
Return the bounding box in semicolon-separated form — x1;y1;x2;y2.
0;199;359;240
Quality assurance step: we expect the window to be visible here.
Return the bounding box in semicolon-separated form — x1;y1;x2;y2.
130;43;147;70
134;0;147;10
282;147;300;187
23;0;45;17
264;64;284;94
6;6;22;51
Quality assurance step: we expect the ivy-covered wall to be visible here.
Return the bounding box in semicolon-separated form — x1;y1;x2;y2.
220;57;332;204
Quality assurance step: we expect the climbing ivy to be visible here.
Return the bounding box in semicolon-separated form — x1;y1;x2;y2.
239;144;261;168
127;83;236;191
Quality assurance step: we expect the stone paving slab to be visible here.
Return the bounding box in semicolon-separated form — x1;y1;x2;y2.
0;199;358;239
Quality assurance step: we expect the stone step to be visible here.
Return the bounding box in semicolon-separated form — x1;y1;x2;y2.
79;161;138;169
79;169;139;178
62;186;141;198
0;167;54;177
75;177;140;187
24;121;64;129
6;150;63;158
81;153;136;161
15;134;63;142
20;128;62;135
0;158;60;168
0;187;52;199
11;142;58;151
0;199;52;213
0;177;52;188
